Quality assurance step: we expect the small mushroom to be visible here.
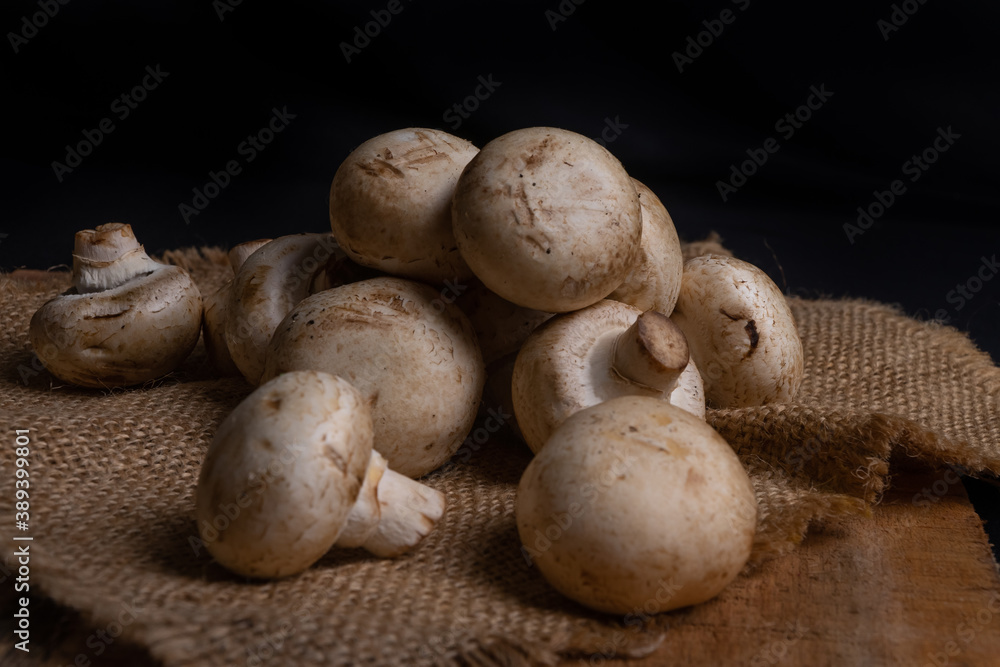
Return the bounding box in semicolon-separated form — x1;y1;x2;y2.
202;238;272;376
29;223;202;388
608;179;684;316
225;233;377;385
196;370;446;579
261;276;486;478
451;126;642;313
670;254;804;407
512;299;702;453
516;395;757;614
329;127;479;283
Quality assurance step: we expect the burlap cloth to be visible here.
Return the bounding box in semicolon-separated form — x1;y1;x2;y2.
2;238;999;666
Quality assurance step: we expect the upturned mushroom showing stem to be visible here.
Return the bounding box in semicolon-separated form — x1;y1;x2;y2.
196;370;446;579
513;300;702;453
29;223;203;388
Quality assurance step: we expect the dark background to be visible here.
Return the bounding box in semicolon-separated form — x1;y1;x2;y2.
1;0;998;543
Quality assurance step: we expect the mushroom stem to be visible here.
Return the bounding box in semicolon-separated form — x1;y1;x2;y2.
72;223;160;294
611;311;689;393
335;450;388;548
336;451;446;557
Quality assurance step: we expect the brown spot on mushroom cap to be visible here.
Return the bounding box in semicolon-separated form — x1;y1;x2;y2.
671;254;803;407
744;319;759;356
330;127;478;283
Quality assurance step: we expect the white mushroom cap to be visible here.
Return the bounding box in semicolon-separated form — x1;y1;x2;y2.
29;223;202;388
451;127;642;313
261;276;486;478
196;370;446;578
512;299;696;453
225;233;374;385
516;396;757;615
670;254;804;407
608;179;684;316
329;128;479;283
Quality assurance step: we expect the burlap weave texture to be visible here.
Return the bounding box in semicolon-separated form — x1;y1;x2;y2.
1;243;998;666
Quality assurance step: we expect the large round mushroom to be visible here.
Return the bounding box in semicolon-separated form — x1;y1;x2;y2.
329;127;479;283
516;396;757;614
261;276;486;478
451;127;642;313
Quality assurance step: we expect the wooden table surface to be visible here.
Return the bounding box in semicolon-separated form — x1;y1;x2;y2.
3;467;998;667
578;467;1000;667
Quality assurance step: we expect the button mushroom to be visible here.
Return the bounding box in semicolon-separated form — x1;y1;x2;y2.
516;395;757;614
29;223;203;388
196;370;446;579
607;179;684;316
329;127;479;283
202;238;272;376
451;126;642;313
225;233;378;385
512;299;704;453
261;276;486;479
670;254;804;407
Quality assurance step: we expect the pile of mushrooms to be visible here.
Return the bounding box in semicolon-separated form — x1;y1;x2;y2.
30;126;804;601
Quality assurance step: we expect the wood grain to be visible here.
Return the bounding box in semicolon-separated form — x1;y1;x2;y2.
573;467;1000;667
